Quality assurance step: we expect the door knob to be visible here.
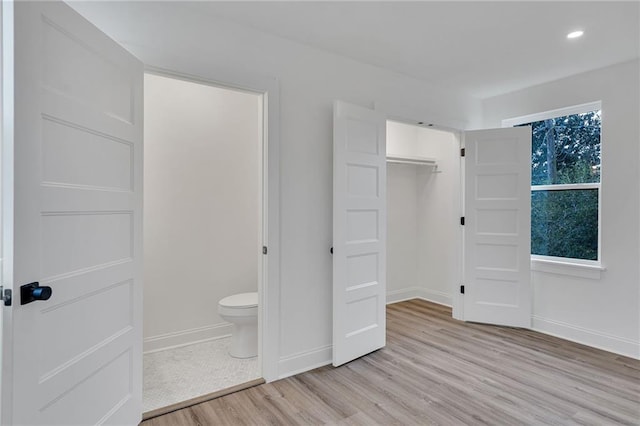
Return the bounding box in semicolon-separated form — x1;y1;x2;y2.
2;288;11;306
20;282;52;305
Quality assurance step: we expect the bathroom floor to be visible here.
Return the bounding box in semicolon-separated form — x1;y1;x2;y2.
143;337;260;413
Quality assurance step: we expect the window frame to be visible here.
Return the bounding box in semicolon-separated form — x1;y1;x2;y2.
502;101;604;278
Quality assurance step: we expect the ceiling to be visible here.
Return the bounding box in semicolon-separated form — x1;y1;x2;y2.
72;1;639;99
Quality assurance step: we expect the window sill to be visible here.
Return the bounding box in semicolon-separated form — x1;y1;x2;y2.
531;257;605;280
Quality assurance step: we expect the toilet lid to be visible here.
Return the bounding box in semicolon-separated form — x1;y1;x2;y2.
219;292;258;308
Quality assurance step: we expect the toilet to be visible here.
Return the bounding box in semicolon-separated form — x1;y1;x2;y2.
218;292;258;358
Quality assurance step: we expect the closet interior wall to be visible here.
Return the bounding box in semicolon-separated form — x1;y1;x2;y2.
386;121;459;306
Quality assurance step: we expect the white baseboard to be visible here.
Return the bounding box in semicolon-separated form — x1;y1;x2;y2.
386;287;452;307
277;344;332;380
144;323;233;354
532;316;640;360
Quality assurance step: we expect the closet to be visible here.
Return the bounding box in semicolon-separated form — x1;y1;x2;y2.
386;121;461;308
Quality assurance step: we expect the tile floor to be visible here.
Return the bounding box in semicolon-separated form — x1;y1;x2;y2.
143;337;260;413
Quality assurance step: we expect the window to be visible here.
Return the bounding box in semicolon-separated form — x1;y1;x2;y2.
503;102;601;263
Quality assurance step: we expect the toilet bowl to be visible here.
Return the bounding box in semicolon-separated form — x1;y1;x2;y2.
218;292;258;358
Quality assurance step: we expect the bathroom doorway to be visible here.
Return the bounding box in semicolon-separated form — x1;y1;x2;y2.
142;72;265;416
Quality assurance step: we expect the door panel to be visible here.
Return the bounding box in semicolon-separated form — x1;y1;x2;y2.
4;2;143;424
333;101;386;367
463;127;531;327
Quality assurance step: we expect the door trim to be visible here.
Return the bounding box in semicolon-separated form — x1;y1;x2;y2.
454;130;465;321
144;65;280;382
1;1;15;422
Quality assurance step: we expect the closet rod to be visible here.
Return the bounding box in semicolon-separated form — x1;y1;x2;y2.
386;154;438;167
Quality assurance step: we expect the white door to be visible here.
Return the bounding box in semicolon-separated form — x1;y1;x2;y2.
463;127;531;327
2;2;143;424
332;101;386;367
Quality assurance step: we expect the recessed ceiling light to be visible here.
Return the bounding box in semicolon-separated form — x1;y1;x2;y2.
567;30;584;39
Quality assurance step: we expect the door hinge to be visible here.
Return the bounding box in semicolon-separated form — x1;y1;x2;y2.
460;216;465;226
460;285;465;294
460;148;466;157
262;246;268;255
1;286;11;306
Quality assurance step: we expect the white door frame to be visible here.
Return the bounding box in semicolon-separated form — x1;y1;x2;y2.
0;2;12;420
454;130;465;321
144;66;280;382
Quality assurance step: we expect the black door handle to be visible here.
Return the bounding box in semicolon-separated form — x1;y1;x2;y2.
21;282;52;305
330;246;333;255
2;289;11;306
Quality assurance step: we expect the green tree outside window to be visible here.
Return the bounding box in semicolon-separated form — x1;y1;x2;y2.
517;110;601;261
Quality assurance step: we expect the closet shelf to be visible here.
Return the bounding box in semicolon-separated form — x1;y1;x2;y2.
386;154;438;167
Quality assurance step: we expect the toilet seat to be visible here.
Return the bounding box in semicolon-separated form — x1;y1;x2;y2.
219;292;258;309
218;292;258;318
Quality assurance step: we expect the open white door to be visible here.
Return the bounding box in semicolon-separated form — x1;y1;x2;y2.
2;2;143;424
332;101;386;367
463;127;531;328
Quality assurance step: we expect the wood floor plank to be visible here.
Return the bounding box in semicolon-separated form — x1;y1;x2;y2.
142;300;640;426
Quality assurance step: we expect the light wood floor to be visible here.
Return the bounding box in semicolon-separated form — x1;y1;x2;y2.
142;300;640;425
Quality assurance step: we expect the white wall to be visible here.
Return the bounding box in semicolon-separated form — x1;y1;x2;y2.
71;2;481;378
143;73;261;352
482;60;640;359
386;122;419;300
386;163;418;299
416;128;459;306
386;122;460;307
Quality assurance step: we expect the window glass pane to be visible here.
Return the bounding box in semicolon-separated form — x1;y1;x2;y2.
531;189;598;260
518;110;601;186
